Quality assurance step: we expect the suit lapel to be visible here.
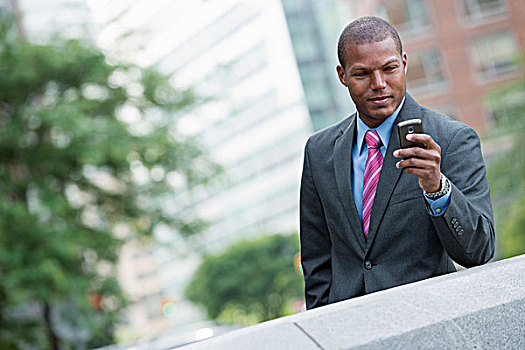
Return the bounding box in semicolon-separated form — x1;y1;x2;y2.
365;94;422;252
333;115;366;252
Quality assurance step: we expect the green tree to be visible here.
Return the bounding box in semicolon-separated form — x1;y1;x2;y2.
484;62;525;259
0;18;218;349
185;234;304;326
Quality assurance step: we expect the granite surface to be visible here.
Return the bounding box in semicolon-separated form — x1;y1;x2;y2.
179;254;525;350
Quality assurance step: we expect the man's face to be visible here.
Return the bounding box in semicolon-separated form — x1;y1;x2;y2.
336;37;407;128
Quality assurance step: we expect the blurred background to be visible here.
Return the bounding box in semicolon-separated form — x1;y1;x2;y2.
0;0;524;349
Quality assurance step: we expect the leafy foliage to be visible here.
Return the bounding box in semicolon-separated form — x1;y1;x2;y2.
185;234;304;326
0;17;218;349
484;59;525;259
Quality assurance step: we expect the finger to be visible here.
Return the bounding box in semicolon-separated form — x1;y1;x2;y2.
396;158;437;170
406;133;440;151
401;166;435;178
400;168;423;178
393;147;438;160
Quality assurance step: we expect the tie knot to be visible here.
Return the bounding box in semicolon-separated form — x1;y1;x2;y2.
365;130;381;149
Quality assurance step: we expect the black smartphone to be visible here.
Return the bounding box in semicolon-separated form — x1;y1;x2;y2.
397;119;426;149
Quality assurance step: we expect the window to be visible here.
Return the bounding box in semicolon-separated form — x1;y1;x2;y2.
469;31;519;78
282;0;310;14
292;33;319;59
304;81;333;110
377;0;432;36
457;0;506;21
0;0;9;13
406;49;447;94
286;13;312;35
300;64;328;85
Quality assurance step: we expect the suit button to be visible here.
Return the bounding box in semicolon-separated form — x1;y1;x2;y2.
451;218;458;224
364;261;372;270
453;222;459;229
458;229;464;236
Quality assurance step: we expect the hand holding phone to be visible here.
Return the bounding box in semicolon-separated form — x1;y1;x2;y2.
394;118;442;193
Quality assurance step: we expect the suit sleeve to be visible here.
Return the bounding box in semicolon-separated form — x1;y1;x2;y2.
430;126;495;267
300;140;332;309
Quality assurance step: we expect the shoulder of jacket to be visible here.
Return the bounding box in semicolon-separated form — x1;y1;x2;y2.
421;107;474;135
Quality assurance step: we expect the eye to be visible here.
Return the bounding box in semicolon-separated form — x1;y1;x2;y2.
384;65;398;71
352;72;367;77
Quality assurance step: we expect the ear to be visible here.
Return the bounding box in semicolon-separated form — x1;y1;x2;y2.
336;65;347;87
402;51;408;74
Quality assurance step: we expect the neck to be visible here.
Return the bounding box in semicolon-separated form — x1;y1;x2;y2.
358;114;384;129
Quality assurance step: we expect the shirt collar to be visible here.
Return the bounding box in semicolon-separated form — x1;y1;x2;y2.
356;96;406;155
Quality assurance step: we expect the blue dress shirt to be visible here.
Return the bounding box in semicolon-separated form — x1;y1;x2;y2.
351;97;450;221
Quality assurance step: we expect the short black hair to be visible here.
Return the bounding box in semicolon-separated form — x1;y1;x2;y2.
337;16;403;68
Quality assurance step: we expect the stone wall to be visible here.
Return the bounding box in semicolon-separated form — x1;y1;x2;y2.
180;254;525;349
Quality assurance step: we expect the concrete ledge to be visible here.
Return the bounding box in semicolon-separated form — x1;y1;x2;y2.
179;254;525;350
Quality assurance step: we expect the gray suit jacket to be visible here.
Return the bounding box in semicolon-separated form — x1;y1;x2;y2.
300;94;495;309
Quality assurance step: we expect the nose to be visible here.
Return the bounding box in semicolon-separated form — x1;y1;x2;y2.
370;71;386;90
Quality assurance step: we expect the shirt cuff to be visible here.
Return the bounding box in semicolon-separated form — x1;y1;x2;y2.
424;185;452;216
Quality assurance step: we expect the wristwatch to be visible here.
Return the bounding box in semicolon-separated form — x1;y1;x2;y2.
424;174;450;200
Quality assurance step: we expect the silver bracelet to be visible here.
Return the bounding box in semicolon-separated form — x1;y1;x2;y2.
424;174;450;200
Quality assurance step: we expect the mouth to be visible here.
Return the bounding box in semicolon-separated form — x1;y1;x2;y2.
368;96;392;105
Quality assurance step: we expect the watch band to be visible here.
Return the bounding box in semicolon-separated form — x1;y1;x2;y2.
424;174;450;200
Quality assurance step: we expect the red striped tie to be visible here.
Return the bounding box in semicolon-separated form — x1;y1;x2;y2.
362;130;383;240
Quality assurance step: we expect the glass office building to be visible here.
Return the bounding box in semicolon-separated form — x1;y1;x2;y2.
89;0;331;338
282;0;353;131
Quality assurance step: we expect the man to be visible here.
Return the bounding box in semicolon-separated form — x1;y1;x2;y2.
300;16;495;310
